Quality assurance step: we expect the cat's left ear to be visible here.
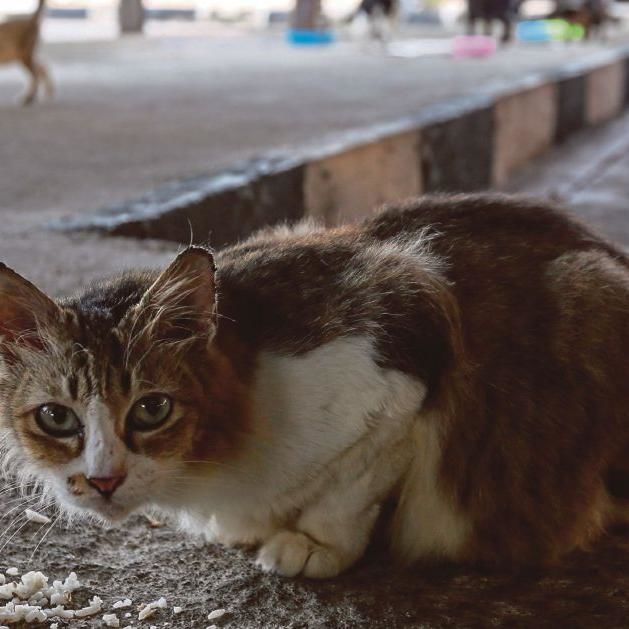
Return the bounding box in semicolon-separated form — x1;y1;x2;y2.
138;247;217;345
0;264;61;347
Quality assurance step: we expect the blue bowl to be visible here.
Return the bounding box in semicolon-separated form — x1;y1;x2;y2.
287;29;336;46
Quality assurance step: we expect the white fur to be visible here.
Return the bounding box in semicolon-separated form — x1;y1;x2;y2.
391;414;470;561
160;335;439;577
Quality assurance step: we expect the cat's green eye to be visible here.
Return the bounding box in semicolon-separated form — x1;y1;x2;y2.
128;394;173;432
35;404;82;438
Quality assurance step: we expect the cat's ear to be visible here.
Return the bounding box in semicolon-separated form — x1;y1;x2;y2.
138;247;217;346
0;264;60;348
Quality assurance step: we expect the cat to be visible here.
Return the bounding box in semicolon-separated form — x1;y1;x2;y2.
0;0;53;106
1;193;629;579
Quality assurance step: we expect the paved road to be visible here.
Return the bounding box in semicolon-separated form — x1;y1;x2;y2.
0;106;629;626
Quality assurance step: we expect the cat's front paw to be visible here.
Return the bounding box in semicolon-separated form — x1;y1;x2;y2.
255;531;341;579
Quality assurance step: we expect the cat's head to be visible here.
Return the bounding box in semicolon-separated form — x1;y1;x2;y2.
0;248;243;524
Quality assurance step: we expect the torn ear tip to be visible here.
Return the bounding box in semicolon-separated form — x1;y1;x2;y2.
178;246;216;268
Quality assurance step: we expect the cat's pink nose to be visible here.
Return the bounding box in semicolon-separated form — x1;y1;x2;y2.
87;475;126;499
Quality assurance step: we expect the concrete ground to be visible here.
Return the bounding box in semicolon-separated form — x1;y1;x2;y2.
0;107;629;627
1;29;628;221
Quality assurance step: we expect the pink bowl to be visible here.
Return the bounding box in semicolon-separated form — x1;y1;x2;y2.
452;35;497;59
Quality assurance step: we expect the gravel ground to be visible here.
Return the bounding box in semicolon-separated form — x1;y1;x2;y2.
0;112;629;628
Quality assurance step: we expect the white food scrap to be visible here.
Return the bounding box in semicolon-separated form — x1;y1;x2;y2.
173;606;183;614
103;612;121;627
138;597;167;621
113;598;133;609
74;595;103;618
5;569;18;577
24;509;51;525
0;569;83;625
208;608;227;621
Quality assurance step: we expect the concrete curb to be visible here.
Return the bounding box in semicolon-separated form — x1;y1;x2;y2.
51;45;629;248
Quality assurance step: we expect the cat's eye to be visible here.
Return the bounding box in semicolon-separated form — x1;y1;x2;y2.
128;394;173;432
35;404;82;438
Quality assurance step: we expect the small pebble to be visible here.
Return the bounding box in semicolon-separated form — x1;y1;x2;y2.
5;568;18;577
173;606;183;614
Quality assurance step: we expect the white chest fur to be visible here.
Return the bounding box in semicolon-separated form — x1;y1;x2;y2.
177;336;427;543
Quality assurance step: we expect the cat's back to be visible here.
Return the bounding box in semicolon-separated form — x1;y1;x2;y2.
365;192;625;264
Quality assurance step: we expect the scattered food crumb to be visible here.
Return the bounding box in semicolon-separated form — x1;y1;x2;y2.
143;514;164;528
208;608;226;621
74;595;103;618
0;570;82;625
173;606;183;614
24;509;51;525
5;569;18;577
125;611;132;617
138;597;167;621
113;598;133;609
103;612;121;627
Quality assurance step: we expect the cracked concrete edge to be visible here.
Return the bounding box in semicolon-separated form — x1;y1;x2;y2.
49;44;629;247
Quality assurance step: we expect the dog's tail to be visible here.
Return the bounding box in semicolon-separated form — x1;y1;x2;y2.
33;0;46;21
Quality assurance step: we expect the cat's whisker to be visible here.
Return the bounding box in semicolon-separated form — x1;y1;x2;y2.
28;514;60;563
0;482;29;497
0;493;44;514
0;498;55;530
0;513;33;552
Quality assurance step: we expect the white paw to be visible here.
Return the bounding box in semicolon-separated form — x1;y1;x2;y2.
255;531;342;579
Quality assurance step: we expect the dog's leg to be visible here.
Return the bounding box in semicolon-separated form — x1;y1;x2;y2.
20;57;39;106
36;62;54;99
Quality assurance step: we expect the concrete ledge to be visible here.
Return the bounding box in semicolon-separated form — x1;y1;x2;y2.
51;45;629;245
586;61;625;125
493;83;558;187
304;132;422;225
555;75;586;143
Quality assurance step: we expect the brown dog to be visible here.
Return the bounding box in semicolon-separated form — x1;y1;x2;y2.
0;0;53;105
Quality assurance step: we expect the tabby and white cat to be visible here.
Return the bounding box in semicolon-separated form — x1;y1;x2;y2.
1;193;628;578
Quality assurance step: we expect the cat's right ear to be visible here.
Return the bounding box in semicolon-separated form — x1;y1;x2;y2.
136;247;217;347
0;264;60;348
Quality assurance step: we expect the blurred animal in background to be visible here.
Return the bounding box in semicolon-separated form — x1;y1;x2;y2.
550;0;619;39
348;0;400;42
467;0;517;42
0;0;53;106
